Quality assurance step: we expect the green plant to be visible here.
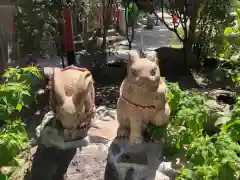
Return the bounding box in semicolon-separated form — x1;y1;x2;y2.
0;66;41;120
193;0;233;61
177;132;240;180
218;8;240;85
215;96;240;142
166;84;240;179
165;83;210;150
0;66;41;178
14;0;75;57
3;66;41;84
0;120;28;167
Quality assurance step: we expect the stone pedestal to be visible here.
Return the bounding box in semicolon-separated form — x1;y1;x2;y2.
106;139;171;180
39;125;90;149
36;111;106;149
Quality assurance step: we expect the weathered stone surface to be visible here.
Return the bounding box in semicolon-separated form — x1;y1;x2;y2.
106;139;171;180
37;109;118;149
30;143;109;180
39;125;90;149
31;107;180;180
64;144;109;180
89;119;118;140
31;108;119;179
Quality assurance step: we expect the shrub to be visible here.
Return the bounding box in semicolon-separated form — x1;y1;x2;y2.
0;66;41;178
154;81;240;179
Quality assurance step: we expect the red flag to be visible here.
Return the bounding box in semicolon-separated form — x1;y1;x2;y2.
97;4;102;25
113;4;117;24
63;8;74;52
172;14;179;26
12;21;16;32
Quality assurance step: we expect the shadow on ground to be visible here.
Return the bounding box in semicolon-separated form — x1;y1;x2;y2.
91;63;127;109
21;82;50;144
24;145;77;180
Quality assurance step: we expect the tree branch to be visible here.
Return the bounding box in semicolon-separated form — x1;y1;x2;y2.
153;0;184;42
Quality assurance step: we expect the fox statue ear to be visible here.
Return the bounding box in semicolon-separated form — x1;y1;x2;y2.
53;68;66;104
128;50;140;64
146;51;158;64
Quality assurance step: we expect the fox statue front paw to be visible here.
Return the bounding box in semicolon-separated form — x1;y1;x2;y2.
129;135;143;144
117;128;130;139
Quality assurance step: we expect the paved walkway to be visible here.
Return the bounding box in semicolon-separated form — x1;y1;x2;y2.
108;12;174;62
37;12;174;67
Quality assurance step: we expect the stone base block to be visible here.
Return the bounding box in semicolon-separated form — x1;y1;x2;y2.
106;139;171;180
39;125;110;150
39;126;89;149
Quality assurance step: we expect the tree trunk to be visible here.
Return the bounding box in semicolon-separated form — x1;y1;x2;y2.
183;39;192;67
0;31;8;74
182;8;198;66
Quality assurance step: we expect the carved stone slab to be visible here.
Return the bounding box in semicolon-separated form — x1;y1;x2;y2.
106;139;171;180
36;109;118;150
39;125;90;149
39;125;112;150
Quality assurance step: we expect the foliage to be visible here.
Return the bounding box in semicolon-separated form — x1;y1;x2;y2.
215;96;240;142
177;95;240;179
217;8;240;85
14;0;75;56
125;2;139;25
164;83;210;150
162;81;240;179
177;132;240;180
193;0;233;61
0;66;41;178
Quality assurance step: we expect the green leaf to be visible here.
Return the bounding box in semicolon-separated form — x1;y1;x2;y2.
215;116;231;126
0;174;9;180
230;54;240;62
15;104;22;112
224;27;234;36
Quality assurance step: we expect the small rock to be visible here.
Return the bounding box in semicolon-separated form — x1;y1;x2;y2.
205;99;231;135
146;13;155;29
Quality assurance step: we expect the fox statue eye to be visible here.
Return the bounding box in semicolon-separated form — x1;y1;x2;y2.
131;69;137;76
150;69;156;76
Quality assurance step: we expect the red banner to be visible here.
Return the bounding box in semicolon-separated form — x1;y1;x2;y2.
64;8;74;52
113;4;117;24
12;21;16;32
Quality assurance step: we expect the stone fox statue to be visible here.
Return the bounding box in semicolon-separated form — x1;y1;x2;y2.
117;50;170;144
51;66;95;130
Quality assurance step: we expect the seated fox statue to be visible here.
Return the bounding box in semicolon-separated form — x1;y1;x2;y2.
50;66;95;137
116;50;170;144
